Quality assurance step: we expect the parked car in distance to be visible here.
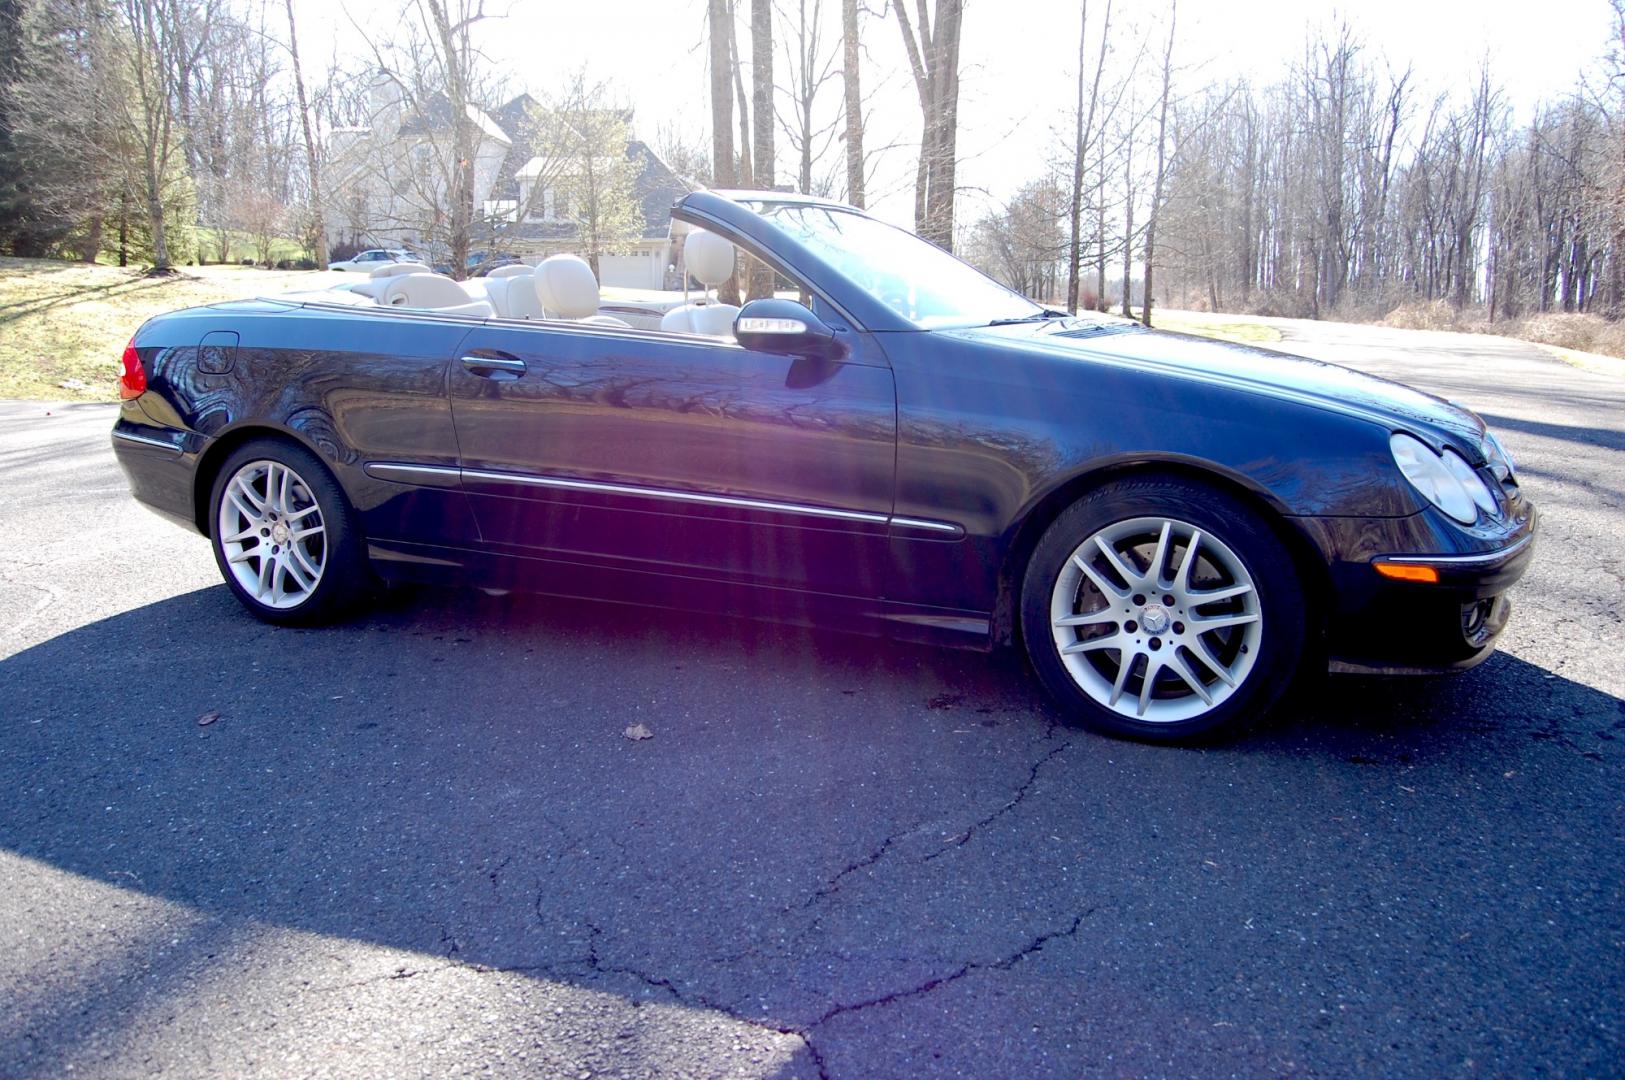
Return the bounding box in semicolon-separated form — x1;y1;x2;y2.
470;255;527;277
328;249;414;272
111;190;1536;744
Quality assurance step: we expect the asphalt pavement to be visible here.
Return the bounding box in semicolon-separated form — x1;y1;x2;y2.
1;320;1620;1078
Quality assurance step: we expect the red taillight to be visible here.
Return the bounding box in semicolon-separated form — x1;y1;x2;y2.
119;339;146;399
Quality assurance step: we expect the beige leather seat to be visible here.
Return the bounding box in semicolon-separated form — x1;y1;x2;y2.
534;254;630;327
483;263;548;320
378;273;494;317
347;260;433;299
660;231;739;339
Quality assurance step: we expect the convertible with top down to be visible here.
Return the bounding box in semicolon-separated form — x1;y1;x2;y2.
111;190;1536;742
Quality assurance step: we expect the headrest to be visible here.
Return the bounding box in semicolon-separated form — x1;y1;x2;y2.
684;230;735;288
368;261;430;279
381;272;479;310
535;254;600;320
487;263;534;278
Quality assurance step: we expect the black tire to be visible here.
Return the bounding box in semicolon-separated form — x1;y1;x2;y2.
207;437;369;625
1019;475;1306;743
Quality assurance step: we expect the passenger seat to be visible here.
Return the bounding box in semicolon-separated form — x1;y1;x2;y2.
659;231;739;339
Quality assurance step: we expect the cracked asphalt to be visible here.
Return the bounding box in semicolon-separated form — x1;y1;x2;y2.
1;319;1621;1078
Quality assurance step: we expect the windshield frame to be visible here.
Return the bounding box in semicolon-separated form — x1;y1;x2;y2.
744;202;1047;331
672;192;1053;334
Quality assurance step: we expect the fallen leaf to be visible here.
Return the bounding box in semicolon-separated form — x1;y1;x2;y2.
623;724;653;741
196;710;221;726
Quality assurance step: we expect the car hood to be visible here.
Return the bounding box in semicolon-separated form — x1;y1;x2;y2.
949;320;1489;457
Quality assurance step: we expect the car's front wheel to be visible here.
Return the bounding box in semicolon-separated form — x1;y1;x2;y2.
209;439;367;625
1020;476;1307;742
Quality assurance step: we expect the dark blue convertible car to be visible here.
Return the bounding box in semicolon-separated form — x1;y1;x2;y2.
112;190;1536;741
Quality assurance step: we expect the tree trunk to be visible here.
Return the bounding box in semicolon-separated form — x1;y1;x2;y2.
1066;2;1088;313
1140;0;1175;328
1095;130;1107;310
284;0;327;267
1122;138;1134;318
424;0;476;280
709;0;736;187
895;0;964;250
840;0;864;207
728;3;752;189
748;0;775;298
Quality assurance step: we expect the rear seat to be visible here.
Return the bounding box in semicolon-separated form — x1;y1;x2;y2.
378;273;494;317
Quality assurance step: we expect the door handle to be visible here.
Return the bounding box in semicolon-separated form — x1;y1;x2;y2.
461;354;527;379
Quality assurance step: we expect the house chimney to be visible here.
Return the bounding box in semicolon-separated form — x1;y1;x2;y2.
369;71;403;134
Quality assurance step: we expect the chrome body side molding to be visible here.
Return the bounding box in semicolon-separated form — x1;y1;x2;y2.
366;461;964;537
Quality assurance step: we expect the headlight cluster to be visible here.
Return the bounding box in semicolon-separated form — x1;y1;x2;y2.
1483;430;1517;483
1389;432;1500;525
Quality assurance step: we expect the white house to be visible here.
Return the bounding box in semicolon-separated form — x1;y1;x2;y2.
327;79;688;288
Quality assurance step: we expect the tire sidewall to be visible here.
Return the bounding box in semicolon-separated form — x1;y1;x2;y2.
208;438;365;625
1020;477;1306;743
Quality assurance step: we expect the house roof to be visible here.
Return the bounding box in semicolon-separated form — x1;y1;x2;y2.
395;95;511;145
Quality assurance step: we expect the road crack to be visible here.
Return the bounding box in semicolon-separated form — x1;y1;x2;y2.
925;744;1068;859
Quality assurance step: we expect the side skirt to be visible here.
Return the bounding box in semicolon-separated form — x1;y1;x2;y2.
366;538;993;651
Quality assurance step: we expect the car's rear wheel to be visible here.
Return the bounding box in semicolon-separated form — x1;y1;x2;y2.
209;439;367;625
1020;476;1306;742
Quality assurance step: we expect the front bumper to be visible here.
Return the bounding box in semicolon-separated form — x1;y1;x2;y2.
1321;509;1537;675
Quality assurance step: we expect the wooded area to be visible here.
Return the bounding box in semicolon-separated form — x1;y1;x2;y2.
2;0;1623;341
965;3;1625;335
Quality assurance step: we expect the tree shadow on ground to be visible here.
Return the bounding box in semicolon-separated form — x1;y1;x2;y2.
3;585;1620;1077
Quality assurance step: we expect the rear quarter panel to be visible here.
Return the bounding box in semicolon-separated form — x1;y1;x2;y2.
131;301;478;544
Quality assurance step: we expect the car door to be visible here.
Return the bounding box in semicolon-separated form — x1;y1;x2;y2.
447;318;897;598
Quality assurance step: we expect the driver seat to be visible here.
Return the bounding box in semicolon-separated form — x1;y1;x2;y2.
660;230;739;339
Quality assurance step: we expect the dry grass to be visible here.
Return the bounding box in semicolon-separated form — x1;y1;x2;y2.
1146;309;1284;346
0;257;350;399
1381;300;1625;361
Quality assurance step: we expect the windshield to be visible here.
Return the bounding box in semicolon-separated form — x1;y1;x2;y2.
753;204;1045;329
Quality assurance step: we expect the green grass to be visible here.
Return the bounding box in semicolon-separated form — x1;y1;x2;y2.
1145;309;1283;346
0;257;350;399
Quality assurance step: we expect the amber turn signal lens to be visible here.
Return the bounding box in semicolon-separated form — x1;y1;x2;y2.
1374;562;1440;584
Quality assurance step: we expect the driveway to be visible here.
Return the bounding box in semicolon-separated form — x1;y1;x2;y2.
1;321;1620;1078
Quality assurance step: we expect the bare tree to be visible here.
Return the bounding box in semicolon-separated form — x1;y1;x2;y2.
839;0;863;206
708;0;736;187
894;0;963;249
330;0;500;277
1065;0;1113;313
776;0;841;196
555;76;641;279
283;0;325;266
747;0;774;297
1139;0;1175;326
115;0;193;268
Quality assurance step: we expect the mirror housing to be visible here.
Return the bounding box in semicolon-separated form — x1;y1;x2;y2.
734;298;845;360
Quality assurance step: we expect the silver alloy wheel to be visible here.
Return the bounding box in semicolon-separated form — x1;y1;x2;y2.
217;459;327;610
1049;516;1262;723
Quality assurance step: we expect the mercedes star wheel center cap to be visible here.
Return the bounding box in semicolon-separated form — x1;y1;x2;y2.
1141;603;1171;635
